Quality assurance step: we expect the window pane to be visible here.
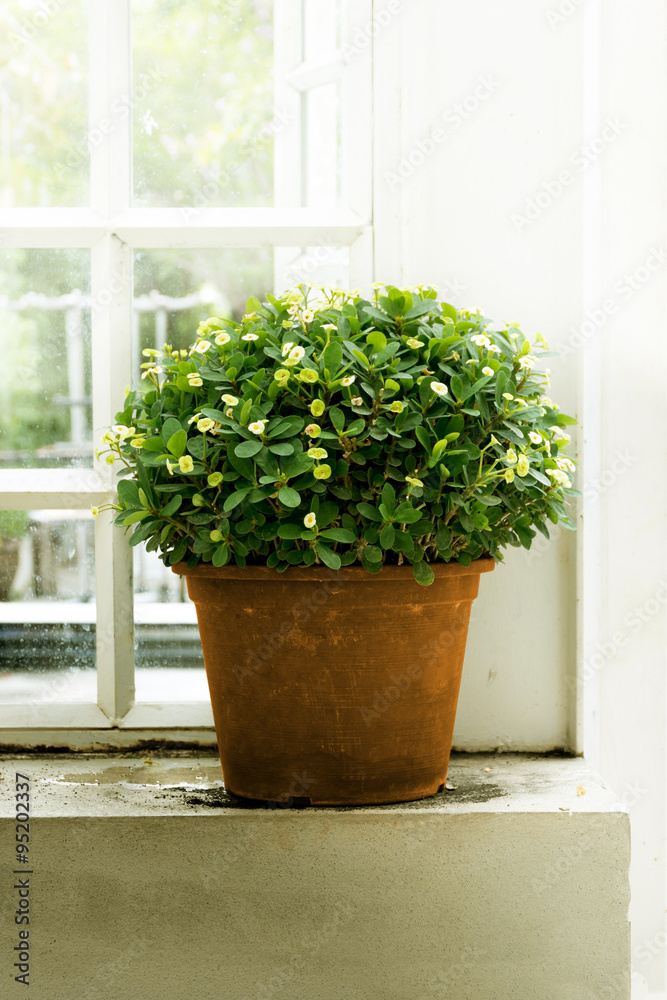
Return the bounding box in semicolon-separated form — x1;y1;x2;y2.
0;1;88;207
131;245;348;702
0;509;96;705
132;0;346;209
0;250;92;469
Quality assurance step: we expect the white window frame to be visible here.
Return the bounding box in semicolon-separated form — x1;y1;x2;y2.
0;0;373;746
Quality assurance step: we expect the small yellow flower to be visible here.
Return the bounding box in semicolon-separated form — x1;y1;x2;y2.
529;431;542;445
305;423;321;438
141;366;161;379
179;456;195;473
304;512;317;529
308;447;328;460
517;454;530;477
113;424;135;439
194;341;211;354
322;323;337;332
310;400;325;417
471;334;491;348
215;332;231;346
197;418;215;433
221;394;238;406
287;345;305;364
241;332;259;342
504;469;515;483
389;400;404;413
482;366;494;377
313;464;332;480
405;476;422;487
105;454;115;465
518;355;536;371
130;438;144;448
297;368;319;384
274;369;290;382
248;420;266;435
502;392;514;400
208;472;224;486
187;373;203;387
341;375;356;386
301;309;315;323
406;338;424;349
91;506;100;518
505;449;517;464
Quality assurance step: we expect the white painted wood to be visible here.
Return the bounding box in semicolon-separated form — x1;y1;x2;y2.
113;207;369;247
0;469;112;508
89;0;135;724
0;208;106;246
0;704;111;729
120;704;214;729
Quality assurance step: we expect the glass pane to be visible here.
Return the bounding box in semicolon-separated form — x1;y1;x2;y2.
132;245;348;702
132;0;346;209
133;0;276;208
0;1;88;207
0;509;96;705
0;250;92;469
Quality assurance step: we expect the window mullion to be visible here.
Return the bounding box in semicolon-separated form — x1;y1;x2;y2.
90;0;134;722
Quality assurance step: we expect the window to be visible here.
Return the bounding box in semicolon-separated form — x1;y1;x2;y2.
0;0;372;743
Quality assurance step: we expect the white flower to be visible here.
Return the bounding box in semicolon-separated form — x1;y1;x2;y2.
197;418;215;433
341;375;356;386
281;341;295;356
465;359;477;366
287;345;305;363
187;373;203;387
550;426;571;442
194;340;211;353
322;323;337;332
471;334;491;348
502;392;514;400
242;312;257;322
304;512;317;529
225;407;234;419
518;355;536;371
301;309;315;323
241;332;259;342
505;448;517;464
215;332;231;346
529;431;542;445
547;468;572;487
221;393;238;405
350;396;363;406
113;425;135;439
430;381;448;397
248;420;266;435
488;344;501;354
556;456;576;473
141;366;161;379
482;366;494;377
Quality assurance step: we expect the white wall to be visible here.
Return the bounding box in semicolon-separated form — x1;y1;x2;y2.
373;0;667;989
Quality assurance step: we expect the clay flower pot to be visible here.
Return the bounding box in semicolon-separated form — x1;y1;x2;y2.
173;556;494;805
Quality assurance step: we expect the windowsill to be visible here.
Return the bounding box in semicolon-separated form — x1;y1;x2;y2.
0;751;628;817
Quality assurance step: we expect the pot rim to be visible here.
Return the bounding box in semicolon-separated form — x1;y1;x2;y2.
171;555;496;581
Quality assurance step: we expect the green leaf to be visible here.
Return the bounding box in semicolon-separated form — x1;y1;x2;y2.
268;442;294;456
235;440;263;458
316;543;341;570
363;545;382;563
161;495;183;517
167;429;187;458
379;524;396;548
394;504;422;524
117;479;140;507
413;561;435;586
450;375;463;400
381;482;396;514
240;398;253;426
366;330;387;353
278;487;301;508
212;542;230;567
322;342;343;373
223;489;252;512
161;417;182;445
142;437;168;452
168;537;189;565
356;502;382;522
277;523;303;539
319;528;356;543
330;407;345;433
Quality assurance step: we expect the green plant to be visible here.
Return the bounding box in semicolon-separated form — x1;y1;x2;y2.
96;283;578;585
0;510;29;540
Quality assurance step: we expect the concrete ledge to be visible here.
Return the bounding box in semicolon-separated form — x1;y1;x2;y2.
0;753;630;999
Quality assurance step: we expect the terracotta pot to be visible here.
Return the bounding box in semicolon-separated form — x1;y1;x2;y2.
173;557;494;805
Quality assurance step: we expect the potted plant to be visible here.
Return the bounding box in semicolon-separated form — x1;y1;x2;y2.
97;283;577;805
0;509;29;601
